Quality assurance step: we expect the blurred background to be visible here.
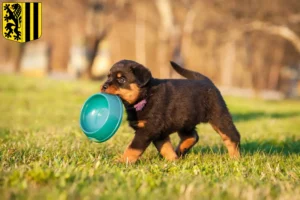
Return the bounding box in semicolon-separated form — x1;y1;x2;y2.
1;0;300;99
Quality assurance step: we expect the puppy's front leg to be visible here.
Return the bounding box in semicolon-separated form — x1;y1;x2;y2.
153;136;178;161
120;133;151;163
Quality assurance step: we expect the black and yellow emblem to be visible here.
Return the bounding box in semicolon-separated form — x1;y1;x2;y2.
2;2;42;43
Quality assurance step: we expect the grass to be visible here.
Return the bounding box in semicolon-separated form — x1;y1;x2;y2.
0;74;300;200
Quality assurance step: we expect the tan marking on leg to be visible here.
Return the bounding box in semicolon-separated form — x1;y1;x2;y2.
120;147;143;163
137;120;147;128
210;124;240;158
218;131;240;158
176;133;198;156
117;72;122;78
177;137;198;154
118;83;140;104
154;137;178;161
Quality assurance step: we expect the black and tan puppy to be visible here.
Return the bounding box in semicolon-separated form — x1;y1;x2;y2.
101;60;240;163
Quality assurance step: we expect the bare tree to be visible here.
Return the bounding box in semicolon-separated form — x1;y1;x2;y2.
83;0;133;79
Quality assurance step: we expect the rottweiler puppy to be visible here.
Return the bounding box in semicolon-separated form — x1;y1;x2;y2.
101;60;240;163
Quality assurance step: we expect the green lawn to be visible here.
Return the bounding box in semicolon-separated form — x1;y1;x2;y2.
0;74;300;200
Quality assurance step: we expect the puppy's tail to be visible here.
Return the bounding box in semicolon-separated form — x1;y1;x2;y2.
170;61;211;81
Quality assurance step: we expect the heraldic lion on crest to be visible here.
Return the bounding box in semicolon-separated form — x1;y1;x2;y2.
4;3;22;41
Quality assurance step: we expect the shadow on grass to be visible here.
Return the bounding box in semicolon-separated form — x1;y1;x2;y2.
192;137;300;156
232;111;300;122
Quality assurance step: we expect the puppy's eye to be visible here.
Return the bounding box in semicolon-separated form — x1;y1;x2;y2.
117;77;126;84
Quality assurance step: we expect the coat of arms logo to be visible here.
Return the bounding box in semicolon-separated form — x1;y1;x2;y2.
2;2;42;42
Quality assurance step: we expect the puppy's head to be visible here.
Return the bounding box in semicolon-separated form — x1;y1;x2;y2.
101;60;152;105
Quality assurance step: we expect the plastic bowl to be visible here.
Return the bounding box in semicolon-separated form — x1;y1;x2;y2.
79;93;123;142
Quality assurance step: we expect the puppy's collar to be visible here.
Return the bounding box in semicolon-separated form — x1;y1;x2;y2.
134;99;147;111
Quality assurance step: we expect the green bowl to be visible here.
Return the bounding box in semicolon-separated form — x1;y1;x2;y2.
79;93;123;142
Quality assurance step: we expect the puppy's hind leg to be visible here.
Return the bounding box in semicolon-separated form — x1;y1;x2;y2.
175;128;199;157
209;113;241;158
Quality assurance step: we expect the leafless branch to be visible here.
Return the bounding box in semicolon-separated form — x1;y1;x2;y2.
243;21;300;53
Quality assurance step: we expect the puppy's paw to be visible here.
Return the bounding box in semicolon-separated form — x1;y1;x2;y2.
175;148;188;158
165;155;178;161
117;156;138;164
229;150;241;159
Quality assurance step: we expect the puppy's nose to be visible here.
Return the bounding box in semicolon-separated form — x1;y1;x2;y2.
101;83;109;91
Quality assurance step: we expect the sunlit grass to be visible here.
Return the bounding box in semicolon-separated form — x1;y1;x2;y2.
0;74;300;200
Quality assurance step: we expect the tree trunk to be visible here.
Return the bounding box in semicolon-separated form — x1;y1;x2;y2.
135;3;146;65
155;0;174;78
14;44;25;73
85;35;102;79
268;40;285;90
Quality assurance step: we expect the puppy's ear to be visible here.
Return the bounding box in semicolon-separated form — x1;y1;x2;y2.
131;64;152;87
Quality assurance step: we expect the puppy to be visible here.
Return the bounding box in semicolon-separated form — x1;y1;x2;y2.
101;60;240;163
